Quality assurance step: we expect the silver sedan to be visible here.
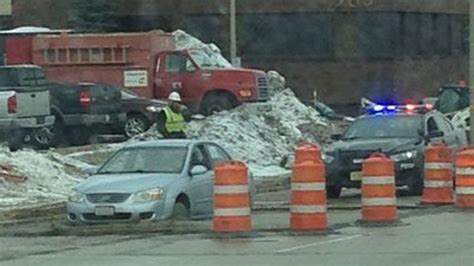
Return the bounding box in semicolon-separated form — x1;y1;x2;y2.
67;140;256;224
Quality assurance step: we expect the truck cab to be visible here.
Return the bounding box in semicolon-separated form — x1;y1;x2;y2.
154;49;269;115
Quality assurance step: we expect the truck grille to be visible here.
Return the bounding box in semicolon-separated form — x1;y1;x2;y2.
257;76;270;101
86;193;131;203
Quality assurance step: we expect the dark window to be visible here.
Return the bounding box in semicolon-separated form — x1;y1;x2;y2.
239;13;334;59
206;144;231;167
401;12;421;57
451;15;465;55
165;54;189;73
433;14;451;56
427;117;439;133
191;145;212;170
420;14;434;56
357;13;400;59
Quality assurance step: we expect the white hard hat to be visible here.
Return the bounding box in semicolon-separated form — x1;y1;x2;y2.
168;92;182;102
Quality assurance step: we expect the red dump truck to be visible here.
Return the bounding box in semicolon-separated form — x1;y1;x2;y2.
5;30;269;115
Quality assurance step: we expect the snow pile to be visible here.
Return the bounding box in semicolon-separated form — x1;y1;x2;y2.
186;89;330;170
0;148;82;209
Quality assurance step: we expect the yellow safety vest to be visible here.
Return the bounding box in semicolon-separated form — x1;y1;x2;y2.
163;106;186;133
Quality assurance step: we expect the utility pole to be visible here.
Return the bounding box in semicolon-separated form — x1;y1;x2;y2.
230;0;239;66
470;0;474;143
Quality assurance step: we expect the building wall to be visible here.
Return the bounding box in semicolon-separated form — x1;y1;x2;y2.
1;0;470;110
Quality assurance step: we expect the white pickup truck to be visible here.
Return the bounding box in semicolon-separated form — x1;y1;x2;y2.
0;65;55;151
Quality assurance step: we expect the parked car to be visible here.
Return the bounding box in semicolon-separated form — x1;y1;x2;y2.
120;89;166;138
67;139;256;224
324;105;466;198
44;81;126;146
0;65;55;151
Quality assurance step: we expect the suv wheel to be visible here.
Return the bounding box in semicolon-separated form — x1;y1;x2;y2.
327;185;342;199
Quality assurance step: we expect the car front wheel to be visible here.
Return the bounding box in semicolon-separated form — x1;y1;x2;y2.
172;202;190;220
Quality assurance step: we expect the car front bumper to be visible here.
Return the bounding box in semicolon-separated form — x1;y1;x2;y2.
326;159;422;188
66;198;169;224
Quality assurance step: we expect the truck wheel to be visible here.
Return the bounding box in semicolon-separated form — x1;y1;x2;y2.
201;94;234;115
66;126;91;146
8;129;26;152
124;114;150;138
327;185;342;199
31;120;64;149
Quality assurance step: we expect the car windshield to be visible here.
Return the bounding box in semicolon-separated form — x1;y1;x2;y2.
98;147;188;174
343;115;423;140
189;49;232;69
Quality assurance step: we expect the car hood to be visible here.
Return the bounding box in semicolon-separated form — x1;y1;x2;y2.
75;173;181;194
327;138;421;154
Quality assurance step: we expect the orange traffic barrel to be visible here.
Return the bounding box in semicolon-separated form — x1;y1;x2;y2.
421;143;454;205
361;153;398;222
455;149;474;208
290;157;328;231
294;143;321;164
213;161;252;233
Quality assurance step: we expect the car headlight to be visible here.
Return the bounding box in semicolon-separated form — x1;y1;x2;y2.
145;106;162;113
68;191;85;203
322;153;335;164
390;151;417;162
132;188;164;203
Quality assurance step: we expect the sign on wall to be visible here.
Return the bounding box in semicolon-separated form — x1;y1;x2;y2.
124;70;148;87
0;0;11;16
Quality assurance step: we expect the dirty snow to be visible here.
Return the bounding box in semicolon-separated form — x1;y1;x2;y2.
0;148;84;209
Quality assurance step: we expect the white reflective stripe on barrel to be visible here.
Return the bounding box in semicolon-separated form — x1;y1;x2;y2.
456;167;474;175
424;180;453;188
456;187;474;195
291;182;325;191
362;197;397;206
214;207;251;217
214;185;249;194
363;176;395;185
424;163;454;170
290;205;327;214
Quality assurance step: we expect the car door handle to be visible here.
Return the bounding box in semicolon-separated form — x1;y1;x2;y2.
30;94;36;98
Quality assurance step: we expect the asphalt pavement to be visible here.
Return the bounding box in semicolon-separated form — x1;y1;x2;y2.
0;205;472;266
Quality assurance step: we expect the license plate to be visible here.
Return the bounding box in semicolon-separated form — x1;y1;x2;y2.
350;171;363;181
95;206;114;216
36;116;45;124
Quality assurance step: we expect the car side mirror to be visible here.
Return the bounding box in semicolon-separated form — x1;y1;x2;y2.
331;134;342;141
190;165;208;176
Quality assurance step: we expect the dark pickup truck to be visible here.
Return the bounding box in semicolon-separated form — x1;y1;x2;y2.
46;81;126;146
2;65;126;147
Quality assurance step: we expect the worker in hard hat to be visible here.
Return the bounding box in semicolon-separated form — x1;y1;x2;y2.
156;92;189;139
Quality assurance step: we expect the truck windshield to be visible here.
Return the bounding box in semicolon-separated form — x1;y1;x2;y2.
189;50;232;69
437;89;468;114
343;115;423;140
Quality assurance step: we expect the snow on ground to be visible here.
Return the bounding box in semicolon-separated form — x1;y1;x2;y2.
0;148;84;210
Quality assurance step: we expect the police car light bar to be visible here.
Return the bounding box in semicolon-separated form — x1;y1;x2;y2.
366;103;433;114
